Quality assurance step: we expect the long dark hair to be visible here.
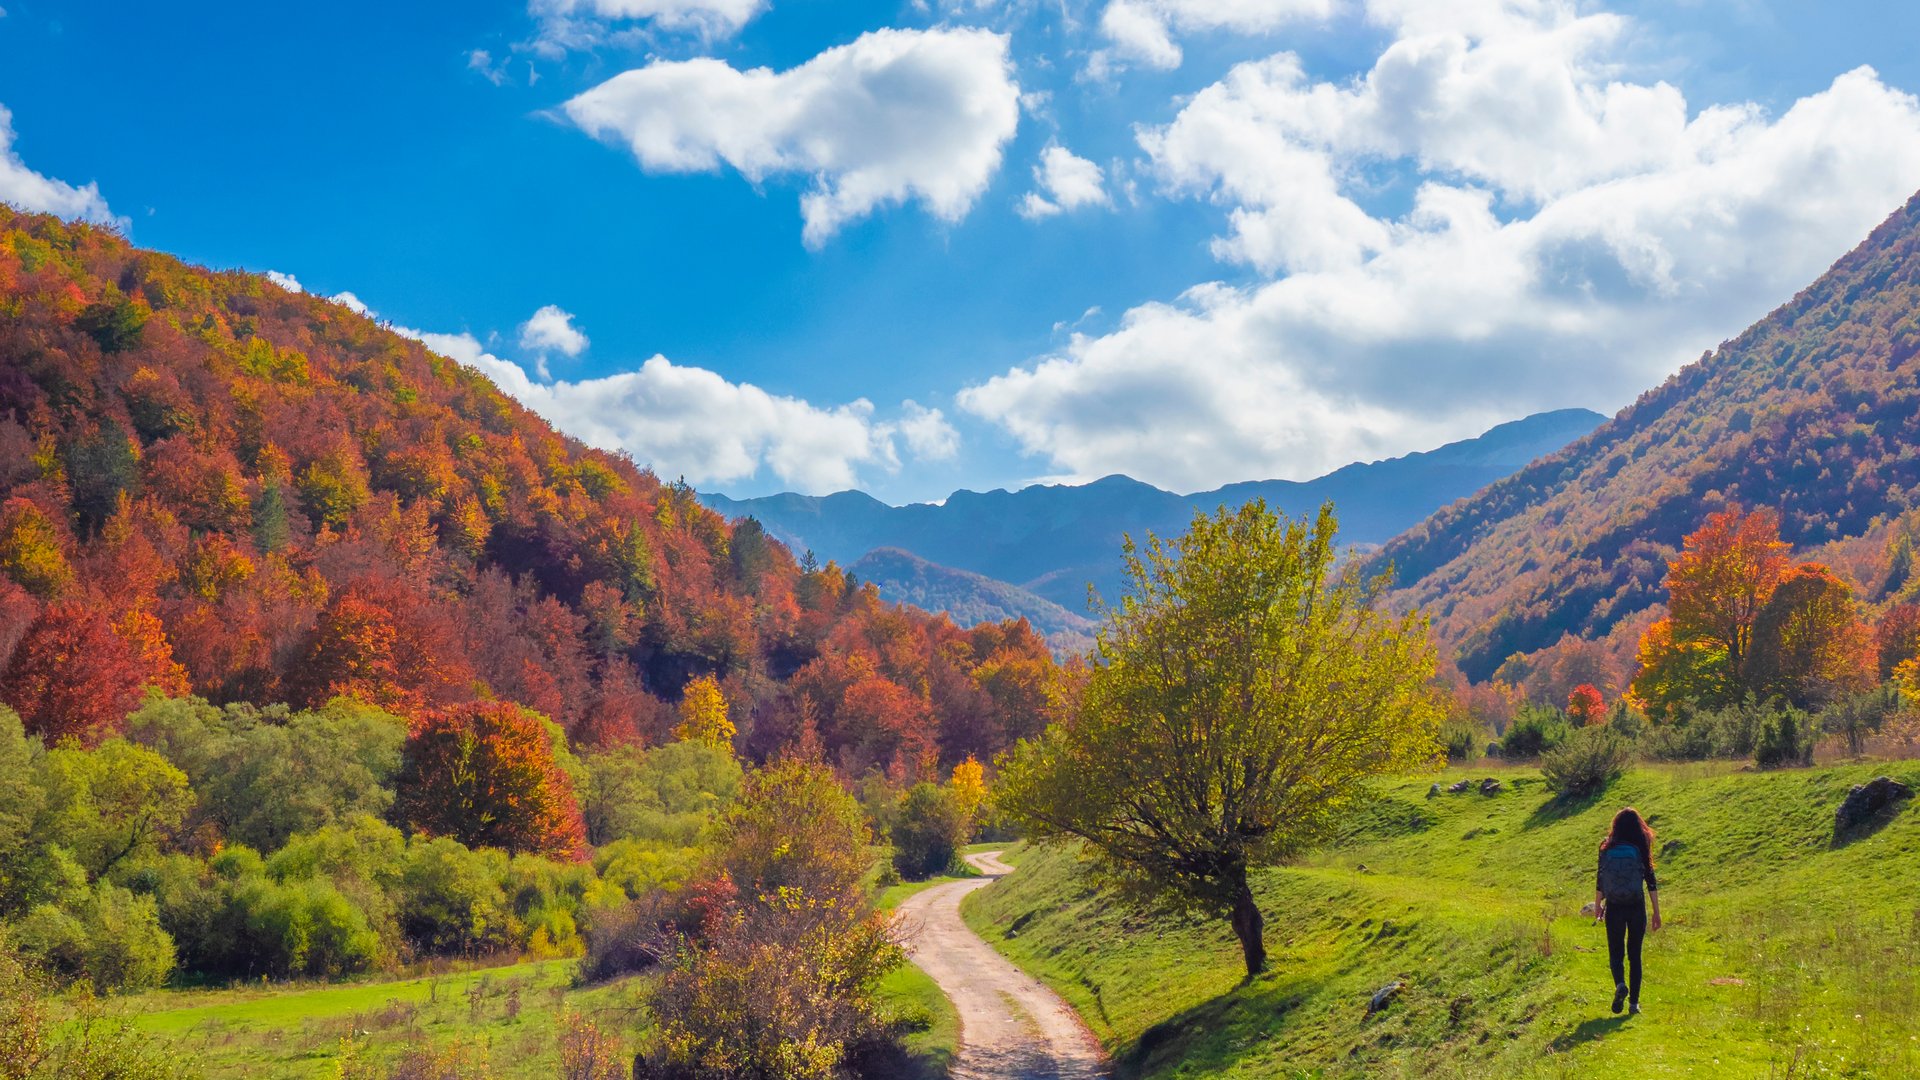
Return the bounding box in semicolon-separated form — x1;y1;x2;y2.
1602;807;1655;866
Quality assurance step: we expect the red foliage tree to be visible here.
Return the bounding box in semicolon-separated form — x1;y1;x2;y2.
395;700;587;859
1877;603;1920;680
0;601;147;744
1565;683;1606;726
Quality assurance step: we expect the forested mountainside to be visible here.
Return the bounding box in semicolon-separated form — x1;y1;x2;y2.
0;207;1058;774
847;547;1095;657
1379;190;1920;681
704;407;1603;612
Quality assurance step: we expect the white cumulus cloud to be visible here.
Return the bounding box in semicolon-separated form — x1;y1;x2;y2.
563;27;1022;246
518;303;590;363
0;104;117;226
400;327;958;493
1019;145;1109;220
961;1;1920;493
1094;0;1336;74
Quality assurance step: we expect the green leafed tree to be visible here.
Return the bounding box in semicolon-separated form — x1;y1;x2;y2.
997;501;1442;978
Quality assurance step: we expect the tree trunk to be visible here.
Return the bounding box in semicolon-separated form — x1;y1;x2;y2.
1227;869;1266;978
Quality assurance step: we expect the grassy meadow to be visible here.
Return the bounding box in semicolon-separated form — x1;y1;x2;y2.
962;761;1920;1079
70;853;986;1080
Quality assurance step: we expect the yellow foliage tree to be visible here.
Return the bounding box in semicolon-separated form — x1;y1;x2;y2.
949;757;987;836
674;674;735;754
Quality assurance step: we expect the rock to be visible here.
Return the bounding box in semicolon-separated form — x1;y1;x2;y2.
1367;981;1404;1016
1833;776;1913;840
1428;783;1441;799
1479;778;1504;795
1448;780;1471;794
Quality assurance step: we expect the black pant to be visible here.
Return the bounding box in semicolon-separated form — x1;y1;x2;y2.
1605;897;1646;1002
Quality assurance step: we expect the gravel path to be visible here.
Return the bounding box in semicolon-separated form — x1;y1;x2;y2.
895;851;1109;1080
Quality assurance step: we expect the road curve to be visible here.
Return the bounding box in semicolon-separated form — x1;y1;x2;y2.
895;851;1109;1080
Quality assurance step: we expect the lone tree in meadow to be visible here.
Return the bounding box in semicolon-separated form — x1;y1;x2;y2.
996;501;1441;977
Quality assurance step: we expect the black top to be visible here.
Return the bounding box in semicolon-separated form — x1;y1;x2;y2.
1597;843;1659;894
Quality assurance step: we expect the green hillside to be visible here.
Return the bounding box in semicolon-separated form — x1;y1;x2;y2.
962;762;1920;1078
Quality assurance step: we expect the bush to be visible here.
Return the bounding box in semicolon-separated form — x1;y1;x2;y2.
890;783;967;881
1755;709;1814;769
1498;707;1571;759
1818;684;1903;756
1439;719;1484;763
578;890;695;985
397;838;515;957
640;891;901;1080
1641;698;1809;762
1;930;190;1079
1540;727;1633;798
13;883;176;993
579;740;740;848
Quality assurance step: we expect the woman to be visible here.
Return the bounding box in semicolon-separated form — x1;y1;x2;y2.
1594;807;1663;1015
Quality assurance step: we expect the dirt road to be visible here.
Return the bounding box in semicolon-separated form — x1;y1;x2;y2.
895;851;1109;1080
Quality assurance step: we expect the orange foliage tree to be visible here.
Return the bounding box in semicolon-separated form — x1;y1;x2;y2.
1663;507;1790;689
1633;508;1871;714
1748;563;1872;708
395;700;587;859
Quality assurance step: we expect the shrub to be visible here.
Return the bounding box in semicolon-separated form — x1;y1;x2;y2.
396;837;515;957
1439;719;1484;763
641;891;901;1080
1540;727;1633;798
1817;684;1903;756
579;739;740;848
14;883;176;993
635;761;903;1078
890;783;967;881
1498;706;1571;759
0;929;190;1079
1755;709;1814;770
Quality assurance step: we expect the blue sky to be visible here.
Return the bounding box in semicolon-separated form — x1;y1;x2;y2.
3;0;1920;503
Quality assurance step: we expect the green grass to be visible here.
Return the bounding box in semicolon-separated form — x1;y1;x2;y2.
106;958;650;1078
962;761;1920;1078
107;863;972;1080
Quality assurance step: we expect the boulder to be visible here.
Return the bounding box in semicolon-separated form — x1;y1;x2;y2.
1367;980;1404;1016
1448;780;1471;794
1479;778;1504;795
1833;776;1912;840
1427;783;1441;799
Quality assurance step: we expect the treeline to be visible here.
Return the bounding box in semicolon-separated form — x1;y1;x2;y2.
0;694;746;993
1440;506;1920;772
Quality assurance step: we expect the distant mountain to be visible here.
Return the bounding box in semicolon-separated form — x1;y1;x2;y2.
703;408;1605;617
849;548;1096;657
1377;189;1920;680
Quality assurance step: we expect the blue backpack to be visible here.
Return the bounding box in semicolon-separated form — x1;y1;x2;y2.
1598;844;1643;903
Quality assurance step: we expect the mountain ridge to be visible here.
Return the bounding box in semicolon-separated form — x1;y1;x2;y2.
703;408;1606;615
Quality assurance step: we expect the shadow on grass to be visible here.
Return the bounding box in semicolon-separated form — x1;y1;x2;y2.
1549;1014;1628;1052
1112;975;1328;1080
1830;792;1913;849
1524;788;1607;831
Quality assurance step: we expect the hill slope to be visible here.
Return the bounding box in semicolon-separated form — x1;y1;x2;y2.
965;763;1920;1078
0;208;1054;772
1377;190;1920;679
705;408;1603;613
848;548;1096;657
